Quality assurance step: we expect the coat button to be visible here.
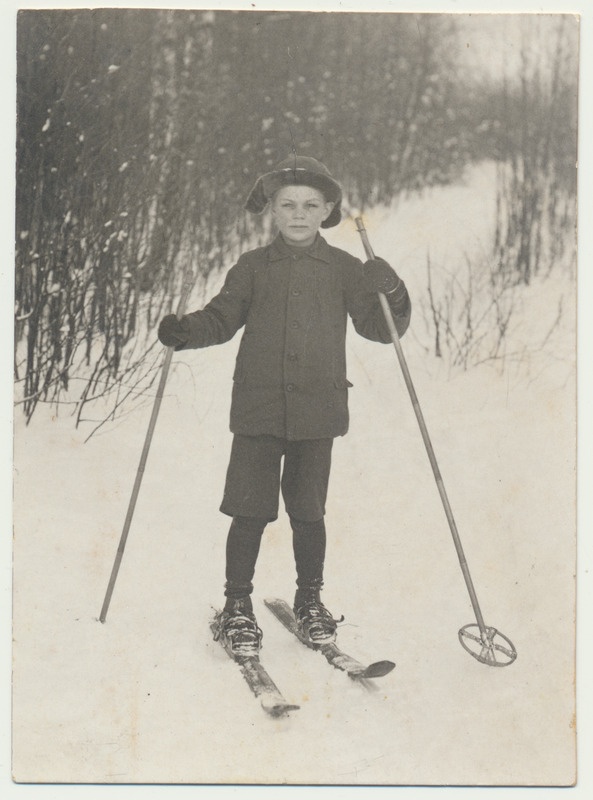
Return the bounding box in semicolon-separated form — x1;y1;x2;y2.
291;289;301;296
286;383;295;392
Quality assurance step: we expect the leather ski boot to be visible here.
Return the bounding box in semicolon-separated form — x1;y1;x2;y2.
293;589;340;644
214;597;263;658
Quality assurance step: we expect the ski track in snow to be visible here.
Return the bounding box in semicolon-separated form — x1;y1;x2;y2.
12;166;576;785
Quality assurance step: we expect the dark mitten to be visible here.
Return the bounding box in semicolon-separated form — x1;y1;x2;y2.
157;314;190;348
362;257;401;294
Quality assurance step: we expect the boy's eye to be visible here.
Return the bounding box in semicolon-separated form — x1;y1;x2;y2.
279;200;320;210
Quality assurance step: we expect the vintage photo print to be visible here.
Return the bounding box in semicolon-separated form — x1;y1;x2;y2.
6;0;588;792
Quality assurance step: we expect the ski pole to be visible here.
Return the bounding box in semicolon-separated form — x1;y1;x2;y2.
354;216;516;666
99;272;195;623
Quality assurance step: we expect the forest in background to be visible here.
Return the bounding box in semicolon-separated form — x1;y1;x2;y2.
14;10;578;424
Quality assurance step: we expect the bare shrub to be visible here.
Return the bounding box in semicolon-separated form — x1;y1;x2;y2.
422;250;517;370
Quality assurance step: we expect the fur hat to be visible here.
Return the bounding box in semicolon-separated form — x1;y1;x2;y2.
245;155;342;228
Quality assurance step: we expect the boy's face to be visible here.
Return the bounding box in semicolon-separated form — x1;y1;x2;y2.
271;185;334;248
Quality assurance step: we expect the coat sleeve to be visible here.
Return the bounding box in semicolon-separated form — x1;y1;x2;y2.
345;256;411;343
178;255;253;349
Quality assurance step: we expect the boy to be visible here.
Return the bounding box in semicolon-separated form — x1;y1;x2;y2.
158;155;411;658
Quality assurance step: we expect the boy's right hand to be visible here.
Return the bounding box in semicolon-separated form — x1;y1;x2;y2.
158;314;190;349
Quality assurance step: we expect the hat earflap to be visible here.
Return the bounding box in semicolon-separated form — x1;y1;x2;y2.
245;177;268;215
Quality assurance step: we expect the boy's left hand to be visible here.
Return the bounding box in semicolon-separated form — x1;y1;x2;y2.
363;257;401;294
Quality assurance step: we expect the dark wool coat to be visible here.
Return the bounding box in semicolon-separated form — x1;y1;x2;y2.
180;234;411;440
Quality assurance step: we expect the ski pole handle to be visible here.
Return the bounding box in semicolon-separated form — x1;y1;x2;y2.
354;217;406;353
354;216;410;372
354;217;376;261
173;272;195;320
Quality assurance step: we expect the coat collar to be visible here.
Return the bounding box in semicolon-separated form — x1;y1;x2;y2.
268;233;331;263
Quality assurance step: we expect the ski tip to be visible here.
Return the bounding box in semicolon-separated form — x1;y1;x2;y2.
263;597;286;609
354;659;396;679
264;702;301;718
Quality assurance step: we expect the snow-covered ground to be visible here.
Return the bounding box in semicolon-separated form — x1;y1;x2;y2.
11;164;577;787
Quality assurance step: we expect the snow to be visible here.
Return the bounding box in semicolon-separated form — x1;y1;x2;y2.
10;162;578;787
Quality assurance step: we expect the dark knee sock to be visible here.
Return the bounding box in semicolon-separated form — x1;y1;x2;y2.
291;517;326;601
224;516;267;607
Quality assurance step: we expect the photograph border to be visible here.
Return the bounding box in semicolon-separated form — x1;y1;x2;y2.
2;0;591;798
